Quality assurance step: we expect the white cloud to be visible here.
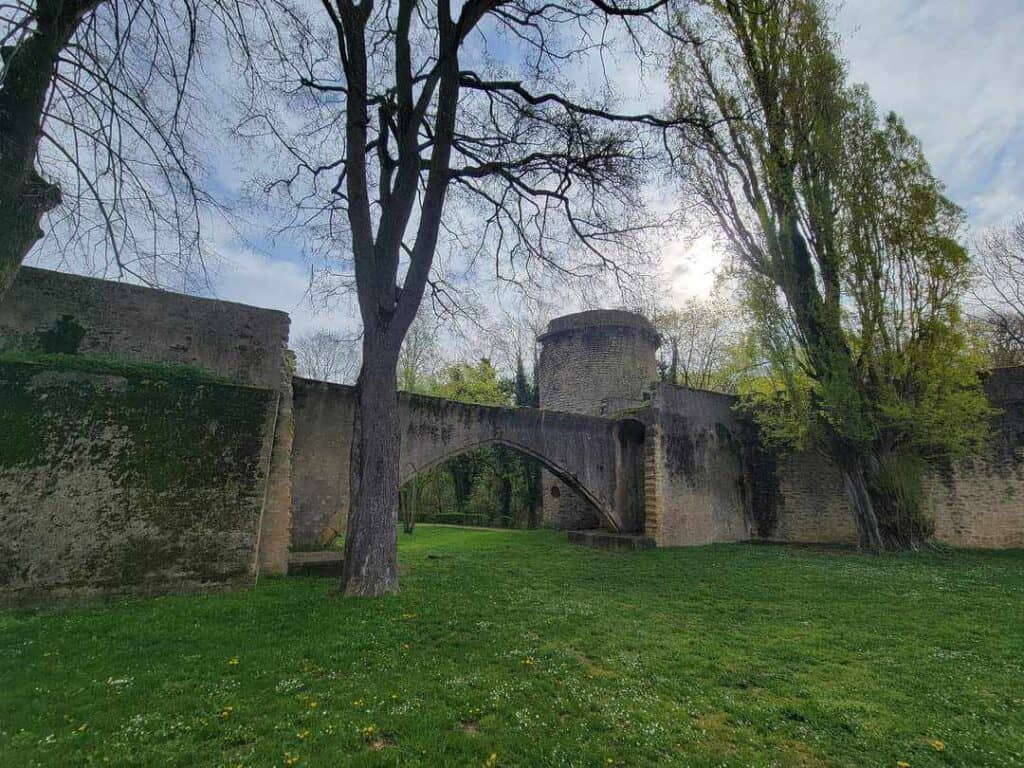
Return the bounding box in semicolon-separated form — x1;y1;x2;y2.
211;247;358;342
836;0;1024;229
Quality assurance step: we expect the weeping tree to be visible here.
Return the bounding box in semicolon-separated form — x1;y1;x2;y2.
1;0;252;298
671;0;990;550
241;0;687;594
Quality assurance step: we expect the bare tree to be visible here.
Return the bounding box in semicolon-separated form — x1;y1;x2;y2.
653;294;744;391
236;0;690;594
973;213;1024;364
1;0;253;299
397;313;439;391
294;329;361;382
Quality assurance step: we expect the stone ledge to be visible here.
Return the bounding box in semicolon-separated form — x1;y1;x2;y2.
287;550;344;577
567;530;656;552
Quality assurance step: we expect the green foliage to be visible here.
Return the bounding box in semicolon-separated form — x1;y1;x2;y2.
35;314;86;355
868;450;933;549
672;0;992;546
513;352;538;406
0;350;235;385
401;358;542;529
424;358;510;406
2;527;1023;766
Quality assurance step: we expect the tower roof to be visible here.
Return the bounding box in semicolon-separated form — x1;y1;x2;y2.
537;309;660;347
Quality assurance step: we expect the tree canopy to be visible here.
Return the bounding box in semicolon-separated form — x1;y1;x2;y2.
671;0;991;549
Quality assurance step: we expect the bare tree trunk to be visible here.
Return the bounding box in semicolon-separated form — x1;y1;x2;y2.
403;476;417;534
341;336;402;596
836;444;884;552
0;0;96;300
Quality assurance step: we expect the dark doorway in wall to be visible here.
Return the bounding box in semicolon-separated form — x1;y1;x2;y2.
614;419;646;533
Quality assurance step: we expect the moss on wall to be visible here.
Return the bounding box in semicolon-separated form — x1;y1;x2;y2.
0;358;276;599
35;314;86;354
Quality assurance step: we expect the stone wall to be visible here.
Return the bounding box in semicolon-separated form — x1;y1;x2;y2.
291;378;356;546
645;384;752;546
763;367;1024;548
924;367;1024;548
0;267;295;574
537;310;660;529
766;450;859;545
0;359;278;601
0;267;290;388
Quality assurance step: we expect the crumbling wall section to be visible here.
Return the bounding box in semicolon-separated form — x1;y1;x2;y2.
648;383;752;546
0;267;295;573
0;359;277;601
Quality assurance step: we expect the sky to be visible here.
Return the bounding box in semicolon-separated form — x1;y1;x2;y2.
663;0;1024;305
28;0;1024;351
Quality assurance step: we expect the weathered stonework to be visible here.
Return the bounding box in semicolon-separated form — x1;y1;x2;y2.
645;384;752;546
289;382;635;546
290;378;356;546
537;310;659;530
0;360;277;601
0;267;294;575
0;267;1020;605
0;267;290;388
258;350;295;575
763;367;1024;548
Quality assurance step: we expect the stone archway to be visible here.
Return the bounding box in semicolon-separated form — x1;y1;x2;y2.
398;437;619;531
289;380;638;547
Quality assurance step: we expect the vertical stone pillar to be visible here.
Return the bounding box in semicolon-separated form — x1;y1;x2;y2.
257;350;295;575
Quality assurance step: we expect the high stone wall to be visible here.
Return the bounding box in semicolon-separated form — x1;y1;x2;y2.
0;267;295;574
0;359;278;600
0;267;289;388
644;384;753;546
761;367;1024;548
291;378;355;545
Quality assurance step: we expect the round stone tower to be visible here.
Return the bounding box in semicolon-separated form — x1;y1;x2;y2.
537;309;660;529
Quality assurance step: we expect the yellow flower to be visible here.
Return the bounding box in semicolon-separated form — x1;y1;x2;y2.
308;700;318;709
485;753;499;767
297;730;310;740
352;699;364;707
606;760;614;765
361;724;377;740
220;706;234;719
931;739;946;752
75;723;88;732
228;657;240;666
897;762;911;768
402;644;410;652
284;752;300;766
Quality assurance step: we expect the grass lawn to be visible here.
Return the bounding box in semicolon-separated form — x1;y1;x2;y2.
1;526;1022;767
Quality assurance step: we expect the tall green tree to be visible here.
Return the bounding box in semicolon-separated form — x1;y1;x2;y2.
671;0;990;550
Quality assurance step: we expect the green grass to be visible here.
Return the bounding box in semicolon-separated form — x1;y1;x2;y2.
1;527;1022;767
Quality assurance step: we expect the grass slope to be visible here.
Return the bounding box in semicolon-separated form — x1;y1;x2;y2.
1;527;1022;767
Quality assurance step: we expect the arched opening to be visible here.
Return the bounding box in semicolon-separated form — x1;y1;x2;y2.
399;438;616;533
